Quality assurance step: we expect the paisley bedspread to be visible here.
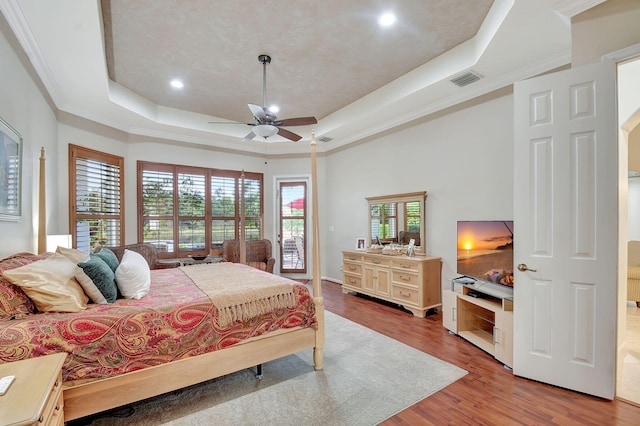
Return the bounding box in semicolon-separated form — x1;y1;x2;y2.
0;264;316;382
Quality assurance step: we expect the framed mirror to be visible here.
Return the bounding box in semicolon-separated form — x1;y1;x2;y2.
366;191;426;252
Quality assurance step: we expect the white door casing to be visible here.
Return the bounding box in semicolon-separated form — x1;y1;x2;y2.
513;60;618;399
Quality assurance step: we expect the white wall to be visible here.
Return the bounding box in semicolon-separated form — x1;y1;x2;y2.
572;0;640;67
323;91;514;285
0;13;57;257
629;178;640;241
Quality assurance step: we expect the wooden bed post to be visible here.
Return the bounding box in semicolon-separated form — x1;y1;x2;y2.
310;132;324;370
38;147;47;254
239;169;247;264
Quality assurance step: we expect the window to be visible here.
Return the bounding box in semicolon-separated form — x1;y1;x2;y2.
139;162;263;258
405;201;421;233
370;202;397;243
69;145;124;251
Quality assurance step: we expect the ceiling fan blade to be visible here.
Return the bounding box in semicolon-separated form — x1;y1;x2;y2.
275;116;318;127
242;131;257;141
248;104;267;123
277;127;302;142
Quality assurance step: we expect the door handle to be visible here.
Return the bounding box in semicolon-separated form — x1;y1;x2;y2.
517;263;537;272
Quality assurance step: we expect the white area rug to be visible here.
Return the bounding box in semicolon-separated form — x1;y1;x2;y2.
78;311;467;425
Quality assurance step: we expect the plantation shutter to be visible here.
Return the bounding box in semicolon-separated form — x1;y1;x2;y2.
140;167;175;253
70;145;124;251
211;174;236;248
138;162;263;258
242;176;262;240
177;169;206;252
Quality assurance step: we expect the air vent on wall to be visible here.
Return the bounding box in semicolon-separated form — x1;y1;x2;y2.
318;136;333;143
450;70;482;87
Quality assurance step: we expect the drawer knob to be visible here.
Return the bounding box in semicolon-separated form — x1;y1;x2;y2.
400;275;410;281
399;291;410;297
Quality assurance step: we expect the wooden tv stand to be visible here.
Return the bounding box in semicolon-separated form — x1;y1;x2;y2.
443;278;513;368
341;250;441;317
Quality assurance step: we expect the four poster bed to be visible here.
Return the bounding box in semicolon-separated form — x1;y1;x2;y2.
0;137;325;422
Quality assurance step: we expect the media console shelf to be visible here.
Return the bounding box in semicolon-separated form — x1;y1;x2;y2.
443;277;513;368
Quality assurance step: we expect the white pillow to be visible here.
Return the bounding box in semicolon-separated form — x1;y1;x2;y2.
115;249;151;299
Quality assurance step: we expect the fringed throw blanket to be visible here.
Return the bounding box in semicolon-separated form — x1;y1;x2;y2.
180;263;296;328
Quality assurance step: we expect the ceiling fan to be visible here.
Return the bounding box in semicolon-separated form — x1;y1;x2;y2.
210;55;317;142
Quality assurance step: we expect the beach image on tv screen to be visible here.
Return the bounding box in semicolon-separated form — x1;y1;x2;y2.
457;221;514;287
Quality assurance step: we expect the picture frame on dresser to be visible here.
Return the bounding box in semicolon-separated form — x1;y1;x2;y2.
355;236;367;250
0;116;22;220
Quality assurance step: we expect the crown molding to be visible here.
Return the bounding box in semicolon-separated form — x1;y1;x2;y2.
0;0;65;108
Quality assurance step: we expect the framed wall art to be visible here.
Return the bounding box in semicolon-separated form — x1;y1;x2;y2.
0;116;22;220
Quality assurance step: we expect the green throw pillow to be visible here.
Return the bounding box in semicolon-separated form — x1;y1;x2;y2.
78;254;117;303
94;248;119;273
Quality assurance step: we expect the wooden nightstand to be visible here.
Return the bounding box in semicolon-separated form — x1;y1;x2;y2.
0;352;67;426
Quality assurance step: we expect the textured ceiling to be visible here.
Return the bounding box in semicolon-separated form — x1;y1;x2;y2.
101;0;493;125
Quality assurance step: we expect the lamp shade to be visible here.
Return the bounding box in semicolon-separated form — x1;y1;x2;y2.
46;234;72;252
252;124;278;138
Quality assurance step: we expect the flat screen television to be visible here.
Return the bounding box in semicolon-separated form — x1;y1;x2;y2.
457;220;514;287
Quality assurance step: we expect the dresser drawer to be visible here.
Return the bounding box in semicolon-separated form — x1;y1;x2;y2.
42;390;64;426
392;285;419;305
41;371;63;425
343;274;362;289
343;262;362;275
392;270;420;287
343;253;363;262
363;255;391;267
391;258;419;271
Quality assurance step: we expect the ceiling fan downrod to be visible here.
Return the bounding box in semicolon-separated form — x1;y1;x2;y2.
258;54;271;108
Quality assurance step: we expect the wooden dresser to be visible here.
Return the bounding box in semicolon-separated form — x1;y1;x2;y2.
342;250;442;317
0;352;66;426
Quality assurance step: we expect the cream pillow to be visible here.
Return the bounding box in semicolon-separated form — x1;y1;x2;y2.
115;249;151;299
75;269;108;304
56;246;90;263
3;253;89;312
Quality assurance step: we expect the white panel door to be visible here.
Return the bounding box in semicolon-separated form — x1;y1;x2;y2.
513;61;617;399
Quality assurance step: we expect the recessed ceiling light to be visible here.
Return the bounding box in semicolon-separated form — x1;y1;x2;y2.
170;79;184;89
378;12;397;27
268;105;279;114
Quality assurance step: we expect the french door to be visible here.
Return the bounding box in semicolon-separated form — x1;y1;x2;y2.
279;181;307;274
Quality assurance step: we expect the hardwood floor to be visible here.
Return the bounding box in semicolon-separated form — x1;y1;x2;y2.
321;280;640;425
618;303;640;405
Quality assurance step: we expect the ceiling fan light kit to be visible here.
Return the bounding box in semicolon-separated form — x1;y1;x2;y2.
210;54;317;142
253;124;278;138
